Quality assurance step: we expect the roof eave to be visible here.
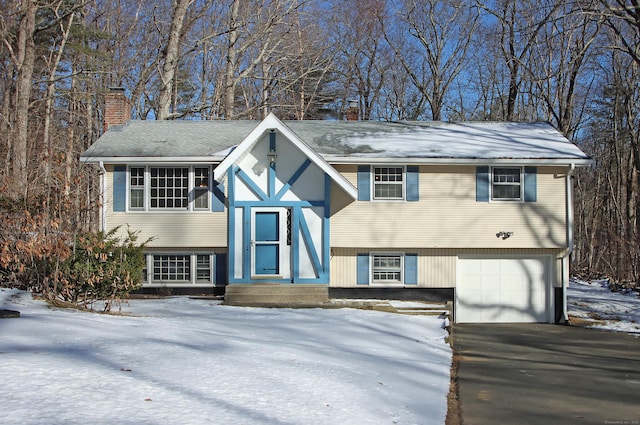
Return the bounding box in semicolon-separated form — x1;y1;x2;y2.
323;156;593;166
80;156;227;164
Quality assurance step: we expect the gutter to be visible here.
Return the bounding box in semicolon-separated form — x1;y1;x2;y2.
99;161;107;232
562;163;576;323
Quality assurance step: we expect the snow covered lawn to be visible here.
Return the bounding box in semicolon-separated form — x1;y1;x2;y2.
568;279;640;333
0;290;451;425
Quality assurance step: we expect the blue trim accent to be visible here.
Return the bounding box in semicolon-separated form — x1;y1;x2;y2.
357;254;369;285
268;160;276;198
357;165;370;201
322;173;331;282
404;253;418;285
292;206;301;281
276;159;312;200
406;166;419;201
227;168;237;282
524;166;537;202
212;182;225;212
269;131;276;151
236;168;268;201
476;166;490;202
113;165;126;212
242;205;251;280
236;200;323;208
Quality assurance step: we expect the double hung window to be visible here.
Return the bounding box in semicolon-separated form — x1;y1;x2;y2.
492;167;522;201
373;167;404;199
372;254;403;283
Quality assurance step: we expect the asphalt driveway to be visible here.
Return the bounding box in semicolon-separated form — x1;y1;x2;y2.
452;324;640;425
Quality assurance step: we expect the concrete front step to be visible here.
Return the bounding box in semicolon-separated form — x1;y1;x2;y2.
224;284;329;306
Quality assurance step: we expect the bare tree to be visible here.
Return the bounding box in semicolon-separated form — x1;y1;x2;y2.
156;0;193;120
385;0;479;121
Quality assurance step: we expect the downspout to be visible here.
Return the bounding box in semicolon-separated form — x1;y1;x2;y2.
562;163;576;323
99;161;107;232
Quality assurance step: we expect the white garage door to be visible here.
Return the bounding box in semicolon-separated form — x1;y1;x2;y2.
456;257;550;323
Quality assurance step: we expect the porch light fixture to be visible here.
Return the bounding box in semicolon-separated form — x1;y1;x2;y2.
267;130;277;164
267;147;277;164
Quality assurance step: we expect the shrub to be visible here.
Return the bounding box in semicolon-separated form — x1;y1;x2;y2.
58;227;149;312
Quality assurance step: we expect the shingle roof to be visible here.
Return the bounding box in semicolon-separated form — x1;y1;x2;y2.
80;119;591;164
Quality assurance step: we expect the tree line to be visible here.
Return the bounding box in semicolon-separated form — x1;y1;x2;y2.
0;0;639;287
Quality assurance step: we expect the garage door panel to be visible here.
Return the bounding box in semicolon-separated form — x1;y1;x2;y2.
457;257;550;323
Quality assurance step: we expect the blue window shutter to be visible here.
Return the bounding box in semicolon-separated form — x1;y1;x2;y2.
524;167;537;202
357;253;369;285
405;254;418;285
212;182;225;212
406;166;419;201
357;165;371;201
113;165;126;212
215;253;228;285
476;166;490;202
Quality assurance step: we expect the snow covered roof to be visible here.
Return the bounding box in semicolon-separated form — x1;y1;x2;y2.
80;118;591;165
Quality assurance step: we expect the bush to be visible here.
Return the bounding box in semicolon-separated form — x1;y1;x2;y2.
0;195;148;312
58;227;149;312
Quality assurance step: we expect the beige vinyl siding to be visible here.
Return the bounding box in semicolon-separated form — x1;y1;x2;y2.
104;165;227;248
331;165;569;249
330;248;564;288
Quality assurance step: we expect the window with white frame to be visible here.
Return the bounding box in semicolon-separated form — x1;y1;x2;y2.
129;167;145;209
150;167;189;209
128;166;212;211
373;167;404;199
196;254;211;283
193;167;210;210
372;254;403;283
153;254;191;282
492;167;522;200
144;253;214;285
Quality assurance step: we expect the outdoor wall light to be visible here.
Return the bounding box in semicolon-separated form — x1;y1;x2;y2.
267;148;277;164
496;231;514;240
268;130;277;164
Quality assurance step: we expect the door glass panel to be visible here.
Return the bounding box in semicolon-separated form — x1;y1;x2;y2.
255;212;279;241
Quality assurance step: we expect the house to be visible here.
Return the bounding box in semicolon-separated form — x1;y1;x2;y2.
80;89;591;323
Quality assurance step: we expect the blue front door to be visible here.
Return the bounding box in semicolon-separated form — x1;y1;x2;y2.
254;211;279;275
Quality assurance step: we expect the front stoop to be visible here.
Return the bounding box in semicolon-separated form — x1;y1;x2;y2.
224;284;329;306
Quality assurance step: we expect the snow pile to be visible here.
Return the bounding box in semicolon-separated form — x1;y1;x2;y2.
568;279;640;333
0;289;451;425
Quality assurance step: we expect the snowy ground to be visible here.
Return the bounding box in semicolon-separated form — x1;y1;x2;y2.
0;290;451;425
568;278;640;334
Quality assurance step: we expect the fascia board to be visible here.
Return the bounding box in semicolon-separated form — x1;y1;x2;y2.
324;156;593;166
80;156;226;164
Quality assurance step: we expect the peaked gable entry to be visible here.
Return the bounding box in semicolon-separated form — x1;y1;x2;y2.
214;113;357;284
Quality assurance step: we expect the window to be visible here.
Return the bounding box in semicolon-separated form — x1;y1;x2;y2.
372;254;402;283
492;167;522;200
126;166;217;211
373;167;404;199
150;167;189;209
196;254;211;283
153;254;191;282
130;167;145;209
194;168;210;210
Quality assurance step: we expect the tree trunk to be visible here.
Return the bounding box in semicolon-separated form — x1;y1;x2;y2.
156;0;192;120
12;0;37;197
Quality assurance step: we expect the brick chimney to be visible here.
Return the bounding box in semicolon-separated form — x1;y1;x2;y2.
346;99;359;121
104;87;131;132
